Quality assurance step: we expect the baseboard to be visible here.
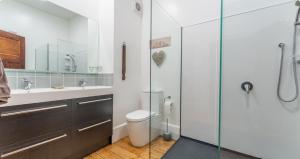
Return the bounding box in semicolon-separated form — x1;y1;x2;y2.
160;122;180;140
112;123;128;143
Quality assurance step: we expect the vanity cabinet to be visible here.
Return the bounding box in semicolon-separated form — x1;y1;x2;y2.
71;95;113;159
71;121;112;158
0;101;72;149
73;95;113;128
0;95;113;159
2;131;72;159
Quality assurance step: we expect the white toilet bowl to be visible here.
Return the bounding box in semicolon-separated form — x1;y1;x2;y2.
126;110;160;147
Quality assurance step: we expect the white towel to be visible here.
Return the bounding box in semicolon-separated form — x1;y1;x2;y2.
0;58;10;104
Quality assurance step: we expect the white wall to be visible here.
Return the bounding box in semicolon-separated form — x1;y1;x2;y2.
141;0;151;89
112;0;143;142
69;16;88;45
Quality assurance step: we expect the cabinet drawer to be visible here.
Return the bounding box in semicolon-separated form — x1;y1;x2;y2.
71;120;112;158
0;131;72;159
0;100;72;148
73;95;113;127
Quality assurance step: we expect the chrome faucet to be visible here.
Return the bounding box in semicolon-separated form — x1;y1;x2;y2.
22;78;34;90
79;79;87;87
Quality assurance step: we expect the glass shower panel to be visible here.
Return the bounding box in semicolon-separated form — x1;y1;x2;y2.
181;20;220;149
35;43;58;72
150;0;182;158
221;1;300;158
35;44;49;72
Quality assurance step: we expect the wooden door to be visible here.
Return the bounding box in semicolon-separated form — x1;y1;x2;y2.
0;29;25;69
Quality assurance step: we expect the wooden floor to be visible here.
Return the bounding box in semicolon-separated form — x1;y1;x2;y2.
84;137;175;159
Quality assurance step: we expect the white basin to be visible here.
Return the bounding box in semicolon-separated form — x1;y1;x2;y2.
11;86;112;94
2;86;113;107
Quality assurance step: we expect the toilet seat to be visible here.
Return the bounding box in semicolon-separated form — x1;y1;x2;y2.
126;110;155;122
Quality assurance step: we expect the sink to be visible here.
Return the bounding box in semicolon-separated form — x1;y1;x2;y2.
11;86;112;94
2;86;113;107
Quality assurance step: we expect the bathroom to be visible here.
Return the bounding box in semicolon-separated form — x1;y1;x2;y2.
0;0;299;159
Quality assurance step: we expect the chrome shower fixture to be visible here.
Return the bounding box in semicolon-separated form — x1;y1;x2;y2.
277;7;300;102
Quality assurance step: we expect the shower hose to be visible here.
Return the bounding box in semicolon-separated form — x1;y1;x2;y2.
277;8;300;102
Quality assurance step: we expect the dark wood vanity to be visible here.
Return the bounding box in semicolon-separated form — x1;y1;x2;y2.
0;94;113;159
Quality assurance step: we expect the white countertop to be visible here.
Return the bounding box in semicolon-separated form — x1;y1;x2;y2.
1;86;113;107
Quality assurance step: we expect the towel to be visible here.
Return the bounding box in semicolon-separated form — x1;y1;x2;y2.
0;58;10;104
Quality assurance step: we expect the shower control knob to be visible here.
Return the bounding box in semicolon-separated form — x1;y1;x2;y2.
241;81;253;94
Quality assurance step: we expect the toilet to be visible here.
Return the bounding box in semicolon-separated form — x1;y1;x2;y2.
126;90;163;147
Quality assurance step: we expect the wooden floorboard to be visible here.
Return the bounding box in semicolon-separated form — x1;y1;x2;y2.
85;137;175;159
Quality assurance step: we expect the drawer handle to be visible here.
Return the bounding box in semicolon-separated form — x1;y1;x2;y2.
0;104;68;118
0;134;67;158
78;98;112;105
78;119;112;132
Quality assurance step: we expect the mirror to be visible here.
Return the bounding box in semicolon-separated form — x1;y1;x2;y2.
0;0;101;74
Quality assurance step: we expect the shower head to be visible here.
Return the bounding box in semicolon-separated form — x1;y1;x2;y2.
296;0;300;7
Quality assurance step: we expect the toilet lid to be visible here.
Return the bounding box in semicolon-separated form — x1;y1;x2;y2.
126;110;155;122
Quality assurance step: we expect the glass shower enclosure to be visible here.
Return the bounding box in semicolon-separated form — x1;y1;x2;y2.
221;0;300;158
149;0;182;158
35;39;88;73
149;0;300;159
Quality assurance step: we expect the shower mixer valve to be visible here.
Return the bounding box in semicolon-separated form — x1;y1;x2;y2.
241;81;253;94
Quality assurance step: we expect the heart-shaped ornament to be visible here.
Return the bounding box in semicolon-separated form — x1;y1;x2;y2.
152;50;166;67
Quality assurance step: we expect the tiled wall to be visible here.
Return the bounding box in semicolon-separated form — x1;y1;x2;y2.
5;70;113;90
